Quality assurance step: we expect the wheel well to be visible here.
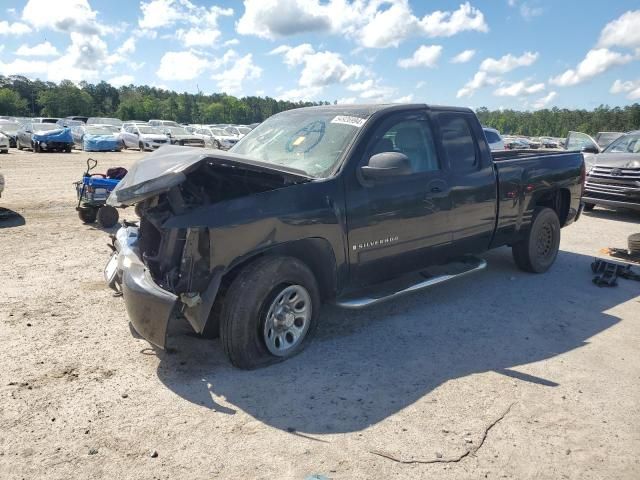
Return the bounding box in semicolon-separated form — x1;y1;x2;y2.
220;238;338;302
535;188;570;226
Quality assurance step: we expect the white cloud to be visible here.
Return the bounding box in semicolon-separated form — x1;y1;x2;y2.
550;48;633;87
494;80;545;97
269;44;315;67
456;71;499;98
451;49;476;63
0;58;48;76
393;94;414;103
271;44;364;89
480;51;538;74
610;79;640;100
299;51;363;87
0;20;32;35
416;81;426;88
336;97;357;104
15;41;59;57
211;53;262;95
397;45;442;69
598;10;640;49
277;86;324;102
519;3;543;20
347;79;375;92
224;38;239;46
139;0;233;47
22;0;102;35
109;74;135;87
532;91;557;109
237;0;487;48
157;51;210;81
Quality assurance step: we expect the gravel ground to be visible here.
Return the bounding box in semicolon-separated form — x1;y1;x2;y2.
0;149;639;480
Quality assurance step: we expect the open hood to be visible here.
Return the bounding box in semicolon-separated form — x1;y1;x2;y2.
107;145;311;207
591;153;640;168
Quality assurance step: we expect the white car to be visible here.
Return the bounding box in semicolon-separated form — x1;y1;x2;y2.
149;119;180;128
483;127;504;151
0;171;4;198
197;126;240;150
120;124;170;151
0;132;9;153
224;125;251;139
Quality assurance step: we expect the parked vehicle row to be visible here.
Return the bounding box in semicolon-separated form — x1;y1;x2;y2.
0;115;256;153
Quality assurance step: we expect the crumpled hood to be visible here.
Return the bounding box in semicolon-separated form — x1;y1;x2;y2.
586;152;640;170
107;145;310;207
32;127;73;143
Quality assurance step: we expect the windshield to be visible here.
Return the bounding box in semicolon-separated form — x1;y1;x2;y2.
603;133;640;154
231;109;367;178
86;126;116;135
167;126;187;135
211;128;227;136
32;123;60;131
0;122;19;133
597;132;624;148
238;127;251;134
138;126;163;134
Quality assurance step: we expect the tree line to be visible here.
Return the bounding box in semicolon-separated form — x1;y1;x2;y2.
0;75;638;135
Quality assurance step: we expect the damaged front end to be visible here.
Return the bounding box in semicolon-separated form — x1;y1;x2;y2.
105;146;310;348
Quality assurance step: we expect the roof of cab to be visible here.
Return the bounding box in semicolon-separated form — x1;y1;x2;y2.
284;103;474;117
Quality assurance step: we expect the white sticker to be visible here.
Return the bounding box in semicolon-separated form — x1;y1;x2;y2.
331;115;366;128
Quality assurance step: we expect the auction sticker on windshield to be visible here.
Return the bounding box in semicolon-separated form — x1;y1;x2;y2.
330;115;366;128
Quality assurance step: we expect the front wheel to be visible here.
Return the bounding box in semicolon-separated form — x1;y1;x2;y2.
96;206;119;228
78;207;98;224
512;207;561;273
219;256;320;369
139;141;145;151
213;140;221;149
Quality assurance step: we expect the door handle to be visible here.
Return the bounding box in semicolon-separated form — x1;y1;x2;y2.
430;186;442;193
426;180;448;195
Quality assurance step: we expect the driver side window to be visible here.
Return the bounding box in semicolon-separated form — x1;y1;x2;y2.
369;119;440;173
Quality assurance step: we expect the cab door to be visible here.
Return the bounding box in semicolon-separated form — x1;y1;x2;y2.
345;110;452;287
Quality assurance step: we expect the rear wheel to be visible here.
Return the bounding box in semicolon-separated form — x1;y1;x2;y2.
78;207;98;224
65;145;72;153
96;206;119;228
583;202;595;211
17;140;23;150
512;207;561;273
220;256;320;369
33;142;41;153
213;140;221;149
139;141;145;151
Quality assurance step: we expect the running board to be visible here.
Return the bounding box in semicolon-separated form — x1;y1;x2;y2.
335;256;487;309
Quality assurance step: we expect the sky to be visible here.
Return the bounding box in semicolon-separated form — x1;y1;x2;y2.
0;0;639;110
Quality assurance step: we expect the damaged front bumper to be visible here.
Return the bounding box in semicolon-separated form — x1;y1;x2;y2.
105;226;178;348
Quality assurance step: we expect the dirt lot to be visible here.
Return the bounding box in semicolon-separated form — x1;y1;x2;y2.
0;148;639;480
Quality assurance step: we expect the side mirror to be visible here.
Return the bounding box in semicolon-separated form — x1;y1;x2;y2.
581;145;600;154
361;152;412;180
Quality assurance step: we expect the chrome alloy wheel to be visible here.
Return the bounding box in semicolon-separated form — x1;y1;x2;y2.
263;284;312;356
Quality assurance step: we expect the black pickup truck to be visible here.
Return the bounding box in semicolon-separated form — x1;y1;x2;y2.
105;104;585;369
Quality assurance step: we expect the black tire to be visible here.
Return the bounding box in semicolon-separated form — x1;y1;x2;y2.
78;207;98;224
65;145;72;153
220;256;320;369
96;206;119;228
33;142;40;153
139;141;145;151
17;140;23;150
629;233;640;255
512;207;561;273
213;140;221;149
583;202;595;211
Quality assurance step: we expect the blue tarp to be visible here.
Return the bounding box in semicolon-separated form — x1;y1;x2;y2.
33;127;73;143
83;135;121;151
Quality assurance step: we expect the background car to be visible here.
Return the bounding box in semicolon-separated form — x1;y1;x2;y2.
71;124;123;151
161;126;205;147
482;127;504;151
17;122;73;152
31;117;60;124
224;125;251;138
86;117;123;127
120;124;169;151
148;119;180;128
195;126;239;150
0;132;9;153
0;120;20;147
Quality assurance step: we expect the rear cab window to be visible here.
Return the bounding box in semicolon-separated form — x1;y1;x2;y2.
437;114;479;172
